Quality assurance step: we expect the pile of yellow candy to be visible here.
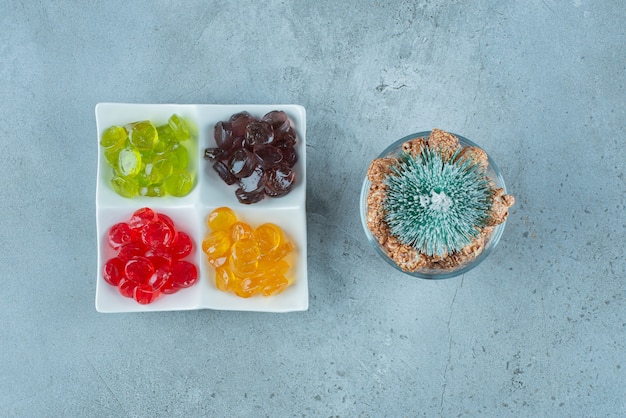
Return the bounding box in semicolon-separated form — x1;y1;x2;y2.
202;207;294;298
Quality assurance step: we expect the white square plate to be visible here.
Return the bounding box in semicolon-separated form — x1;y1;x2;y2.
95;103;307;313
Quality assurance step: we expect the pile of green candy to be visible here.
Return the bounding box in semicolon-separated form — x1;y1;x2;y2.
100;114;194;198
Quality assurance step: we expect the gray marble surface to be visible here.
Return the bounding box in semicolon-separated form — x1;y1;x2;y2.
1;1;624;416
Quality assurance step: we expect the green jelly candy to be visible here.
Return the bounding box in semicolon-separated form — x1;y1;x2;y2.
139;184;165;197
164;169;193;197
167;145;189;169
100;126;127;150
129;121;158;151
154;125;177;154
104;147;122;167
168;114;190;141
146;156;173;184
111;176;138;198
118;147;142;177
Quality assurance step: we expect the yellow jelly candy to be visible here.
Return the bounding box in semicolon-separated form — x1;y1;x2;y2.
202;230;231;258
230;222;254;242
232;276;259;298
229;239;260;275
254;223;283;256
214;266;234;292
260;276;289;296
207;207;238;232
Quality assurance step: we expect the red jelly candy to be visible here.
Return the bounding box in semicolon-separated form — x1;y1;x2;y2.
117;242;146;263
103;257;125;286
125;256;155;285
118;277;137;298
129;207;157;230
152;265;182;295
170;260;198;288
170;231;193;260
147;255;170;271
107;222;133;249
103;208;198;304
141;219;177;249
150;265;171;290
134;285;159;305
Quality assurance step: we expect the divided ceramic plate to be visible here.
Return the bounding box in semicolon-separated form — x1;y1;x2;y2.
95;103;308;313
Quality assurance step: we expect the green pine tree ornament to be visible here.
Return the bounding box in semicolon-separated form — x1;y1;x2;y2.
383;147;494;257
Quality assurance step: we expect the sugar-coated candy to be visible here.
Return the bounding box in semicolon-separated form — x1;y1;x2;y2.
100;114;194;198
202;207;295;298
102;207;198;304
204;110;298;204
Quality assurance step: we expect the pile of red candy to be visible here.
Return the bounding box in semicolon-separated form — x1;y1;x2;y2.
204;110;298;204
102;207;198;304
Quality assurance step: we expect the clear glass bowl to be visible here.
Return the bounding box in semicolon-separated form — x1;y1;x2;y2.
360;131;508;279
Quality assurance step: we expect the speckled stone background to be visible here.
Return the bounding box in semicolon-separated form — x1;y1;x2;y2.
1;1;624;416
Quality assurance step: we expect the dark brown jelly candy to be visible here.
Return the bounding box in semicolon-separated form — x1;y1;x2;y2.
228;149;257;178
274;127;296;148
230;112;255;137
235;187;265;204
214;121;234;149
265;167;295;197
254;146;283;169
213;160;238;185
262;111;290;133
238;166;266;193
280;146;298;168
205;110;299;203
245;121;274;147
204;147;225;160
